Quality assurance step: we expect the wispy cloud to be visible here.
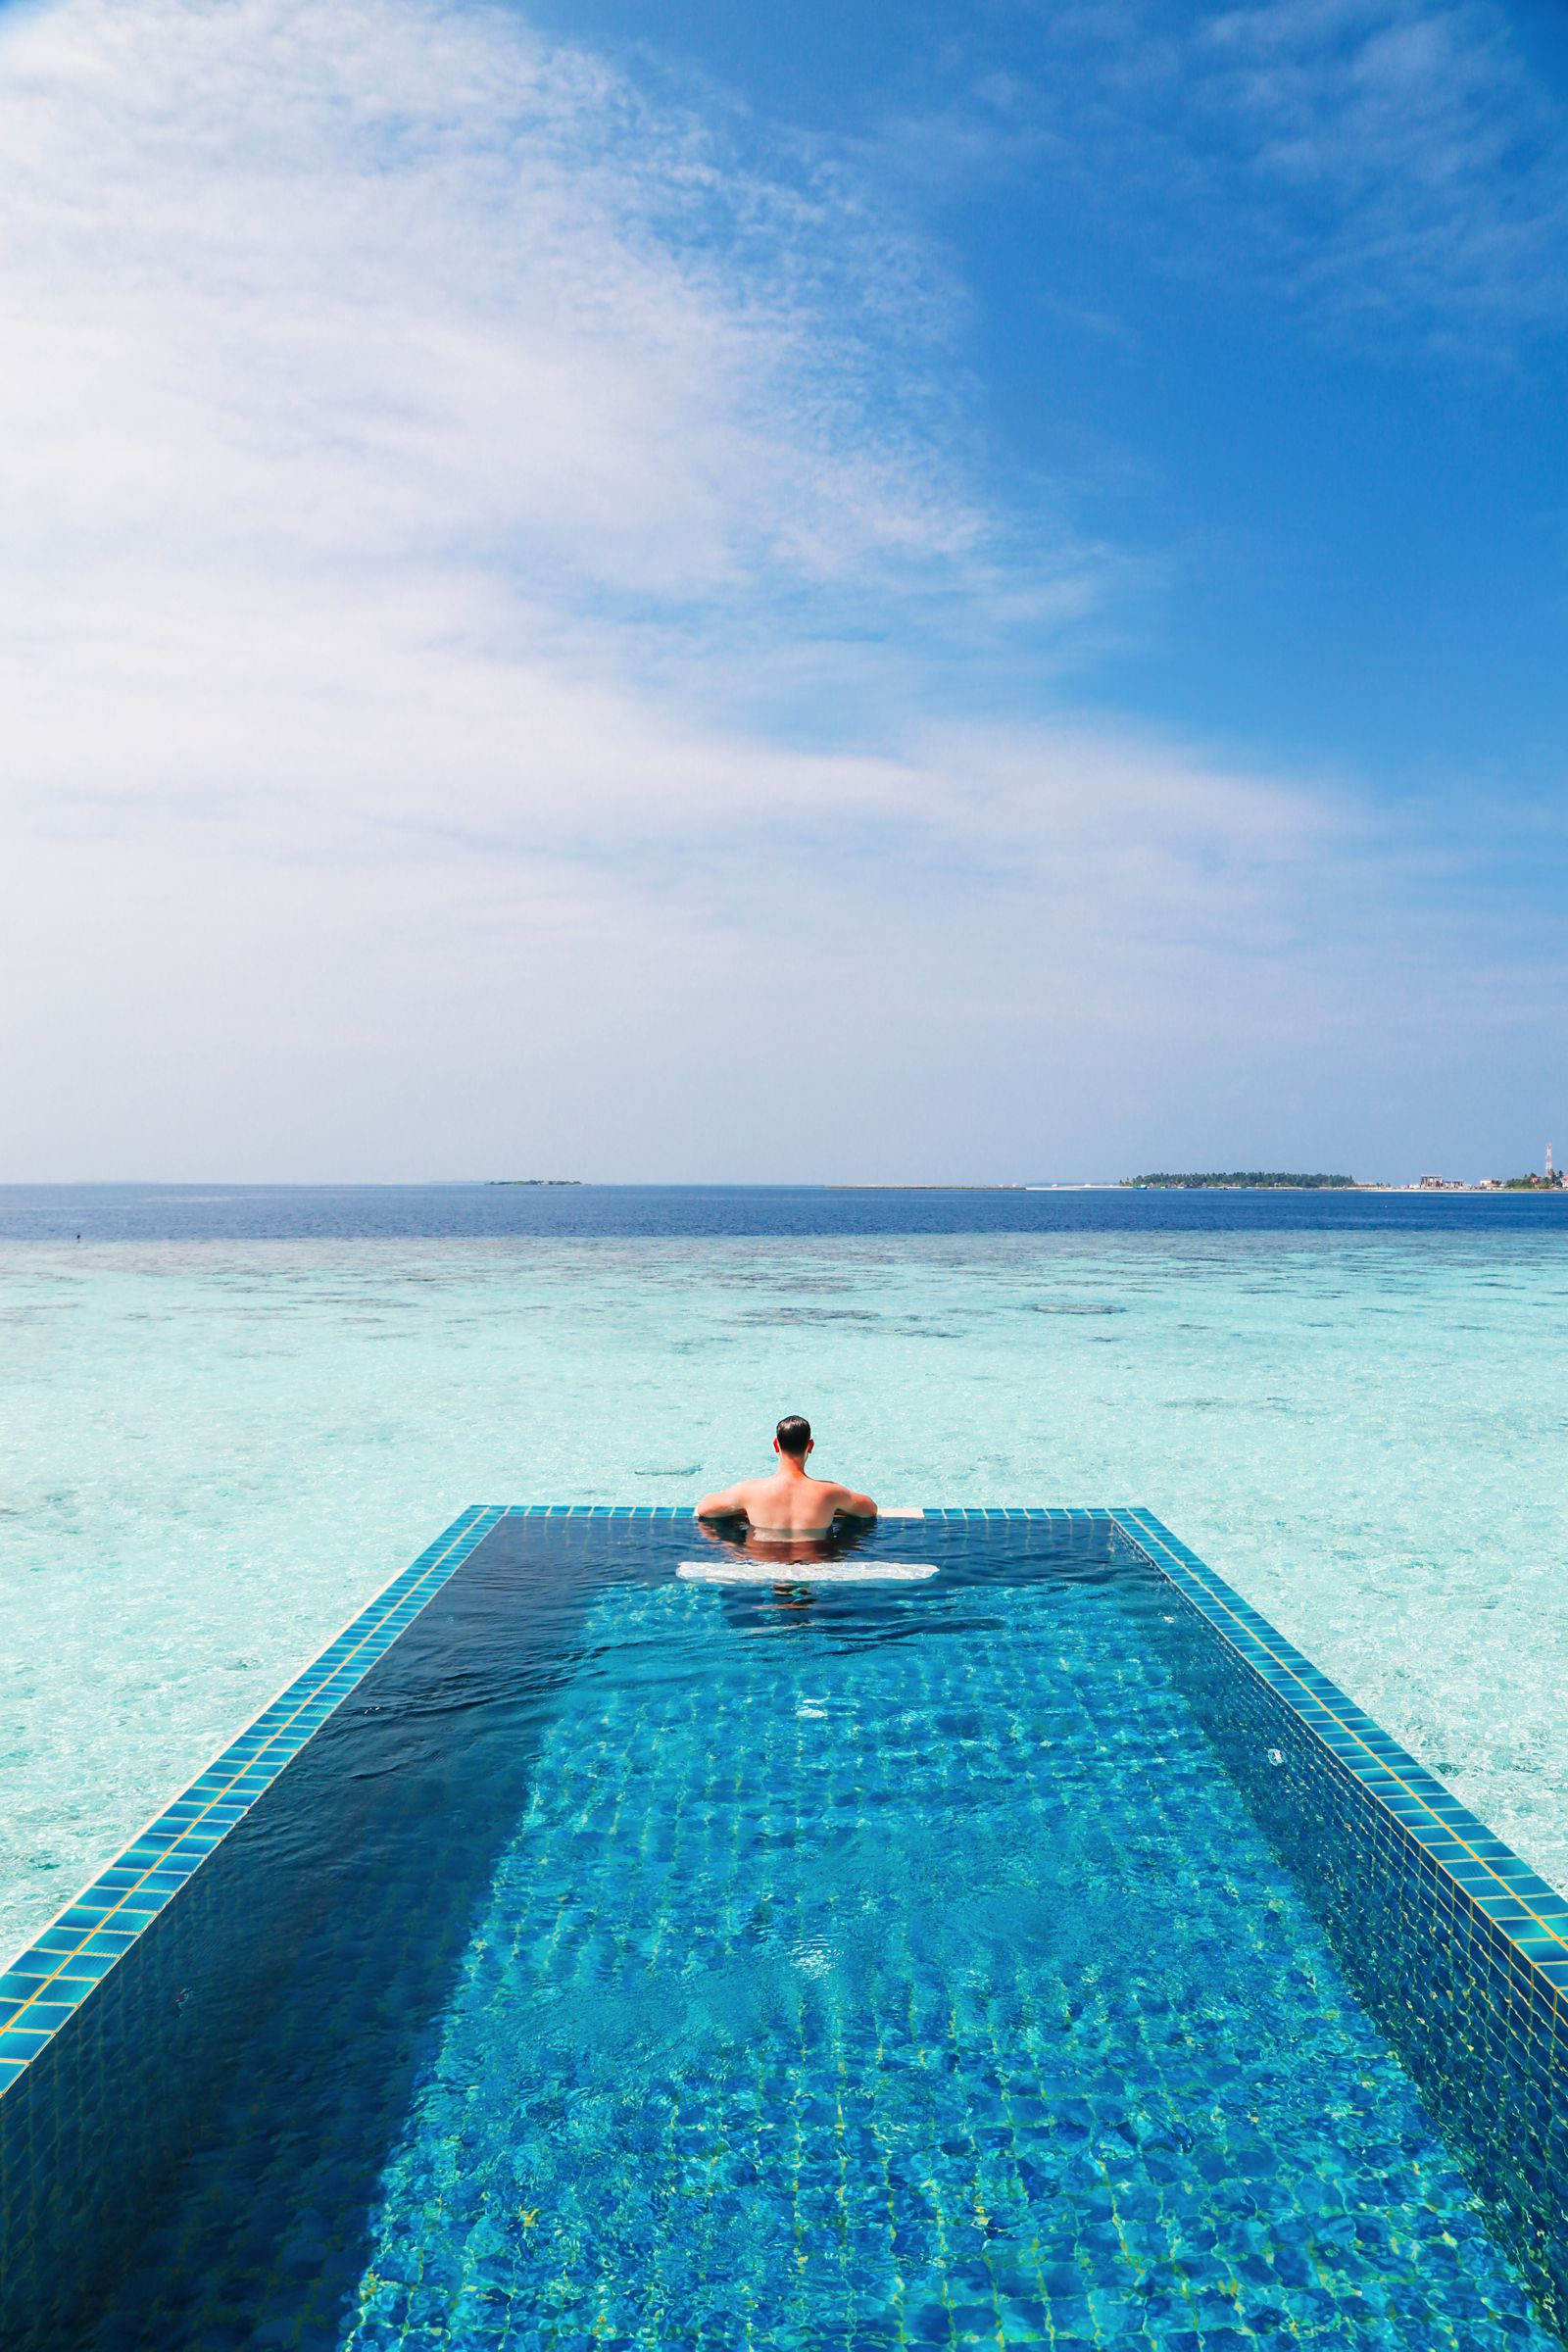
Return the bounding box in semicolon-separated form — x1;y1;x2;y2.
895;0;1568;347
1200;0;1568;330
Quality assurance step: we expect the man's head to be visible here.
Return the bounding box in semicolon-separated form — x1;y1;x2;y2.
774;1413;812;1460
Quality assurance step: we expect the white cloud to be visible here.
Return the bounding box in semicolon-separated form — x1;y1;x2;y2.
0;0;975;591
0;0;1561;1180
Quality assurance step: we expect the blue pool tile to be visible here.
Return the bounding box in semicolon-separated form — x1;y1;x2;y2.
0;2026;55;2061
1;1999;74;2034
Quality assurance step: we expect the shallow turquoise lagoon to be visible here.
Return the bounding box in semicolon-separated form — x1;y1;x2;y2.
3;1195;1567;1963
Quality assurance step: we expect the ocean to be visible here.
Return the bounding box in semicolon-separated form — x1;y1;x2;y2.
2;1181;1566;1964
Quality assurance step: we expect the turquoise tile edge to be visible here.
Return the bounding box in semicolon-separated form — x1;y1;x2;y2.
1110;1505;1568;1996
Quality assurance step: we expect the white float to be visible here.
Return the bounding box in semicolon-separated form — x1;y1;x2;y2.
676;1560;938;1584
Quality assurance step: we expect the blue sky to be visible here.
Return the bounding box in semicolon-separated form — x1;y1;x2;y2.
536;0;1568;782
0;0;1564;1180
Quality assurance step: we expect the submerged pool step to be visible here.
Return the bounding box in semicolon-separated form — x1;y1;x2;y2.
677;1561;938;1584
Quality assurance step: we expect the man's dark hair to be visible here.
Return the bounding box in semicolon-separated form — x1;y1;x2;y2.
775;1414;811;1458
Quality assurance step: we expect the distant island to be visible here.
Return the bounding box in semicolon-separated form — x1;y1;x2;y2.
1121;1172;1356;1190
488;1178;583;1187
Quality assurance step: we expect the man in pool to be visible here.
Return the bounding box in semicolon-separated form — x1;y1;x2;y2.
696;1416;877;1537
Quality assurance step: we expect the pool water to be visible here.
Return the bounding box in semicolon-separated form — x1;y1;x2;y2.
87;1517;1551;2351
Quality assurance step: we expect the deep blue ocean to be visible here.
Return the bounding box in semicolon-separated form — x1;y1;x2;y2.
2;1179;1563;1243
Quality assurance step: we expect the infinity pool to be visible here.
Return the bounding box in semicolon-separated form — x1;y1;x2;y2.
3;1513;1562;2348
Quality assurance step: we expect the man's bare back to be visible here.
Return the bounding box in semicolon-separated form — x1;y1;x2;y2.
696;1414;876;1536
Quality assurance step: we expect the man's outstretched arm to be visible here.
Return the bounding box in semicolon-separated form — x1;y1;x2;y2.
696;1483;750;1519
831;1485;877;1520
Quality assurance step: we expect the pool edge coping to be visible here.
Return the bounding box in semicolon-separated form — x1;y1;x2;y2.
5;1501;1566;2101
1113;1508;1568;1983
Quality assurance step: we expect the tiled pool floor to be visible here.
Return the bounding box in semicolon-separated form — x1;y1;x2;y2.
81;1547;1555;2351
